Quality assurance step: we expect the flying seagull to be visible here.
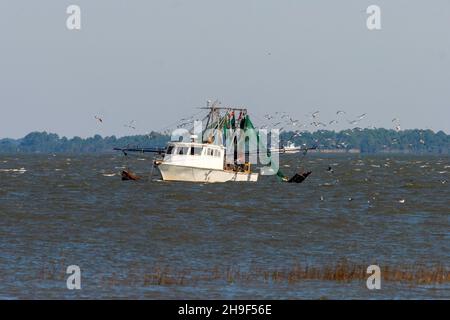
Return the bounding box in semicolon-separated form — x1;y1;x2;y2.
124;120;136;130
357;113;367;120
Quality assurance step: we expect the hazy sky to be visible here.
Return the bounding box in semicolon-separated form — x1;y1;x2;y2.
1;0;449;138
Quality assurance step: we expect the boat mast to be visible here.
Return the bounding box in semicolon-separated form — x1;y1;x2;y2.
200;100;247;142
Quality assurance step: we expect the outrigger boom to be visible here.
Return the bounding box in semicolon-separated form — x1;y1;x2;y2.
113;147;166;155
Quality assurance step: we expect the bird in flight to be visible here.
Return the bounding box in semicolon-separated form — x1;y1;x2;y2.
124;120;136;130
357;113;367;120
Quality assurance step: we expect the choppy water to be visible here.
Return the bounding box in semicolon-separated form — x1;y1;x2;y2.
0;153;448;299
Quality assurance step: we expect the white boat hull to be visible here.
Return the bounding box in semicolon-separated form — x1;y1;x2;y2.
158;163;258;183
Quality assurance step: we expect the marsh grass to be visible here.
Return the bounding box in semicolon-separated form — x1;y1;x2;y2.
37;259;449;287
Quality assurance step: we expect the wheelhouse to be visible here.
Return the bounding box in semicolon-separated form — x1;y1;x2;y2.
163;142;224;170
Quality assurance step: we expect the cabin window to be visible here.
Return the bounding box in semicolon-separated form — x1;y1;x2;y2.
166;146;174;154
178;147;189;155
192;147;203;156
207;148;214;156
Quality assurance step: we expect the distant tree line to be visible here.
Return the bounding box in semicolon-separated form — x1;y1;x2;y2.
0;132;169;154
0;129;448;154
280;128;449;154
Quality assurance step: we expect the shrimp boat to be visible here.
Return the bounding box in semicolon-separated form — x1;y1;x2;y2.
270;141;301;154
156;103;263;182
116;102;273;183
282;141;301;154
114;100;307;183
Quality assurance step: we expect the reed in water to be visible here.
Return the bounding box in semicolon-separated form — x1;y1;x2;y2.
39;259;449;286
